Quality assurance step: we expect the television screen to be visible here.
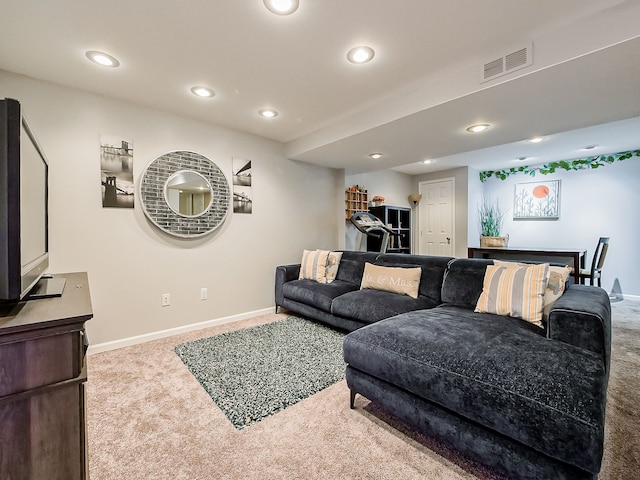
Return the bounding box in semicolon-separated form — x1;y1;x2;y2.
20;118;48;283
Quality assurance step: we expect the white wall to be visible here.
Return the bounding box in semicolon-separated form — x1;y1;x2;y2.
344;170;413;251
466;167;484;245
345;170;414;208
1;70;342;345
476;158;640;297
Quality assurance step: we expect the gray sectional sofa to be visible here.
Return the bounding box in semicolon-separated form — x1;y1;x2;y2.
274;251;611;480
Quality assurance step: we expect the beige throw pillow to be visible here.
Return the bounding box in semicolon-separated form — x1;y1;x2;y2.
299;249;330;283
325;251;343;283
475;263;550;327
543;265;572;318
493;260;571;319
360;263;421;299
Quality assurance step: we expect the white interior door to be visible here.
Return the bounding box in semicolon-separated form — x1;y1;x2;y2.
419;179;454;256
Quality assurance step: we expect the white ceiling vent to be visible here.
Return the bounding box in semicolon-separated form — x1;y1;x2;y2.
481;43;533;83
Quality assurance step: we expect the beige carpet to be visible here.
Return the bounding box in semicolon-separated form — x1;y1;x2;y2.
86;300;640;479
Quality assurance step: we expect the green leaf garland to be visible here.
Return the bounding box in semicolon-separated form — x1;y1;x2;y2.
479;149;640;182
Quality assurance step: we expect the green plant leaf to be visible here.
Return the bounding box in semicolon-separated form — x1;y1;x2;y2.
479;148;640;181
478;197;505;236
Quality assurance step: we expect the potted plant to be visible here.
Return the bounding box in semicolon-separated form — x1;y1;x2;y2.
478;197;508;247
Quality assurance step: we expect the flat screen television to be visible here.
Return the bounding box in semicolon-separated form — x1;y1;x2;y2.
0;98;65;304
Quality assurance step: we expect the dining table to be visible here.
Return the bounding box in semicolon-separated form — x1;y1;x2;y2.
467;246;586;283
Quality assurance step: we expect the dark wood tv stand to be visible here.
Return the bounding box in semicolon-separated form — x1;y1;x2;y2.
0;272;93;480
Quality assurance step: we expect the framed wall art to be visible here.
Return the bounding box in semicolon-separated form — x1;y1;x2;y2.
232;158;253;214
513;180;560;220
100;134;134;208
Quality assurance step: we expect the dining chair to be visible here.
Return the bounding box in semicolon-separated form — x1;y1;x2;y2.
579;237;610;287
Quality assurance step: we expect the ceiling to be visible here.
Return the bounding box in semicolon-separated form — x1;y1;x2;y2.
1;0;639;175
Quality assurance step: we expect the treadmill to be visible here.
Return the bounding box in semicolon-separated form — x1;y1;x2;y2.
349;211;396;253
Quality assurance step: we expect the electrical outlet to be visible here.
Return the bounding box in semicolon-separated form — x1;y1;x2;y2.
200;288;208;300
162;293;170;307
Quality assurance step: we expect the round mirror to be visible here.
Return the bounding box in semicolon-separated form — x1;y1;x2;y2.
140;150;230;238
164;170;212;217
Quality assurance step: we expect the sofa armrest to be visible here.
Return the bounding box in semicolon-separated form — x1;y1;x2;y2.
275;264;301;307
547;285;611;371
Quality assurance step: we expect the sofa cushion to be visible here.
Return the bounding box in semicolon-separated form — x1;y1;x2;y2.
441;258;494;307
474;262;550;327
331;289;439;324
360;263;421;299
334;251;380;286
343;307;608;473
282;279;357;313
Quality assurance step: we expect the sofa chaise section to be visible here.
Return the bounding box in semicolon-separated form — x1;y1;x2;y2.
343;257;611;480
344;303;608;478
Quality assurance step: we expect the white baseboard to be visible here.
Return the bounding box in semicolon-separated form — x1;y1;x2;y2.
88;293;639;355
87;307;274;355
619;293;640;302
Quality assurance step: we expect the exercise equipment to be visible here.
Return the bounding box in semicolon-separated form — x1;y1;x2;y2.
349;211;396;253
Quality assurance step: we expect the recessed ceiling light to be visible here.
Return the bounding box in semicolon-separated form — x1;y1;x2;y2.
528;136;544;143
466;124;491;133
190;86;215;98
516;156;527;161
263;0;299;15
583;144;598;150
86;50;120;67
259;109;278;118
368;152;383;159
422;159;433;165
347;46;375;64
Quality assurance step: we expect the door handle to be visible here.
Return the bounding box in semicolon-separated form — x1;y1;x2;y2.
446;236;451;244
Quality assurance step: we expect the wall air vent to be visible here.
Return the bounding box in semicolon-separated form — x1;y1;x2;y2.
481;43;533;83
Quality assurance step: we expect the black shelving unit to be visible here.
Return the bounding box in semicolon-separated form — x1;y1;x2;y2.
368;205;411;254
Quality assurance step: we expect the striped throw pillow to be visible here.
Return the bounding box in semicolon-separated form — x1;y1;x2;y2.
475;263;550;327
493;260;571;320
299;249;330;283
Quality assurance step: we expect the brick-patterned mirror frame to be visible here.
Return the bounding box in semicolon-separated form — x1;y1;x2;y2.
140;151;230;238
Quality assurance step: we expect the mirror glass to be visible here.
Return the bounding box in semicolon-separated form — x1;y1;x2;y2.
164;170;212;217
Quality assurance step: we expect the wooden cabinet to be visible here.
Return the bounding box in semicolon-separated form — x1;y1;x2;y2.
0;272;93;480
345;189;368;220
368;205;412;254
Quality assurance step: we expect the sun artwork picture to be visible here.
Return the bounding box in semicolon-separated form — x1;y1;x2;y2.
514;180;560;219
532;185;549;198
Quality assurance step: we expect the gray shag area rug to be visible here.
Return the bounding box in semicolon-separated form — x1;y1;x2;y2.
174;316;345;429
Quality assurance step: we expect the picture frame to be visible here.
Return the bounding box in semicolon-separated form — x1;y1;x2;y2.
513;180;560;220
232;158;253;214
100;134;134;209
